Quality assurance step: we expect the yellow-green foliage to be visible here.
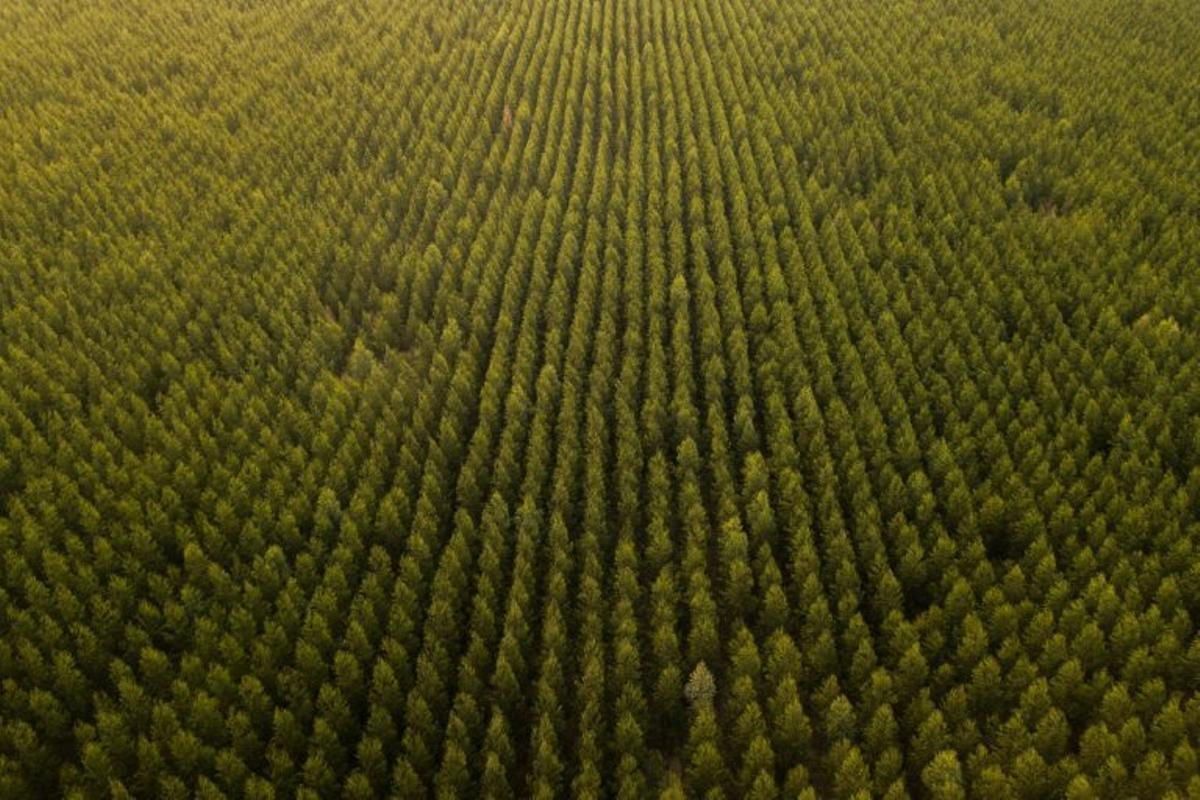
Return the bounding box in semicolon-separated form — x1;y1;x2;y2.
1;0;1199;796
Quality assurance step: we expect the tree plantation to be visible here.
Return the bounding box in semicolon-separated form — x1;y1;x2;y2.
2;0;1199;796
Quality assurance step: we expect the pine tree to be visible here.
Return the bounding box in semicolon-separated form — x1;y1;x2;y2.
921;750;966;800
687;699;727;798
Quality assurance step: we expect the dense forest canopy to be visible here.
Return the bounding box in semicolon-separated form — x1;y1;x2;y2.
2;0;1200;796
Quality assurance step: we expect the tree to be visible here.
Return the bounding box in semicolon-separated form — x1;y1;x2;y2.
685;663;717;709
687;700;727;798
469;707;512;799
921;750;966;800
527;714;563;800
831;742;871;800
